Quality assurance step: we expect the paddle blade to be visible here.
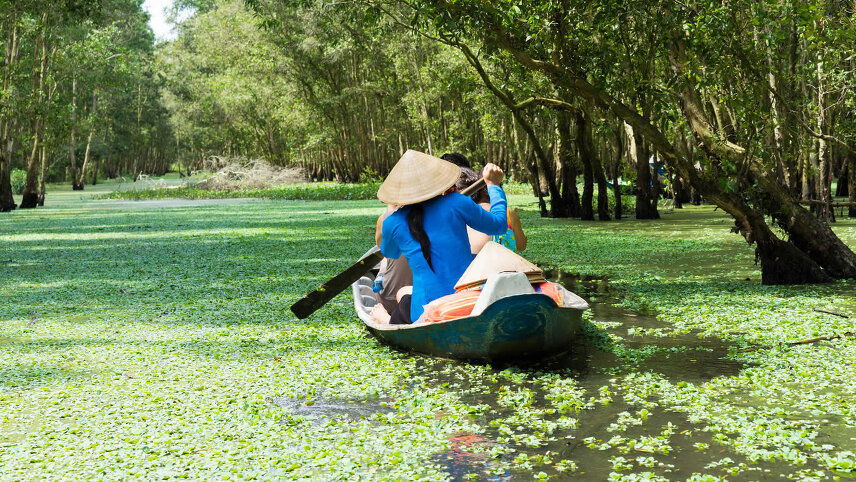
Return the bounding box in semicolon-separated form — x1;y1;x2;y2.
290;248;384;319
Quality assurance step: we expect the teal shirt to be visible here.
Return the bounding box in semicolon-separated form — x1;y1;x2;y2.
380;186;507;320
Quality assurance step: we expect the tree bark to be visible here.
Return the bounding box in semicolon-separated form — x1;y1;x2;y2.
576;109;609;220
814;58;834;222
630;126;659;219
612;126;623;219
70;76;82;189
20;13;48;209
0;18;19;212
556;109;580;217
849;155;856;218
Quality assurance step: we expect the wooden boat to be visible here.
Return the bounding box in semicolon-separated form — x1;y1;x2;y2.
352;269;589;362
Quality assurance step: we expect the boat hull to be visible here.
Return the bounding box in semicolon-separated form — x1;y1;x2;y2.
361;292;585;362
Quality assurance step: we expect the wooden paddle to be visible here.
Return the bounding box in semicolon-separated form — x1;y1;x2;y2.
290;178;488;319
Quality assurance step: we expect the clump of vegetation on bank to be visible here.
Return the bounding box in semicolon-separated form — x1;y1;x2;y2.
100;182;382;201
99;177;535;202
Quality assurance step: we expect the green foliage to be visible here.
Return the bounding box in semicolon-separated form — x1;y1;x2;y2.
100;179;533;201
99;182;382;201
10;169;26;194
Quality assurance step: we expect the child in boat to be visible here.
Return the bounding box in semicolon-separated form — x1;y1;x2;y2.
372;205;413;314
370;150;508;325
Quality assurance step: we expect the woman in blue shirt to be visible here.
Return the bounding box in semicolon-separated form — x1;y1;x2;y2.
374;150;507;324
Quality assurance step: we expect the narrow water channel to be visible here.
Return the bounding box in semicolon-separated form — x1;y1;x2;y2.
418;272;807;480
269;273;821;479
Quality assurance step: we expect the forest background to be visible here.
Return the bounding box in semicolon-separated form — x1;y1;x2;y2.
1;0;854;285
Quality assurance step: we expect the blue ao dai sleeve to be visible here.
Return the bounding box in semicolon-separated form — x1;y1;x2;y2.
460;185;507;235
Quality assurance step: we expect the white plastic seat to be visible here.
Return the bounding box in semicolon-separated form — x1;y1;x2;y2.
471;272;535;316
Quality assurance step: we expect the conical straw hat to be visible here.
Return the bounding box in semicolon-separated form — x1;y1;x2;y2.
455;241;545;290
377;150;461;205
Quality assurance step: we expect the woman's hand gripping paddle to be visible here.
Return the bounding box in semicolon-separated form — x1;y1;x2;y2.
290;178;487;319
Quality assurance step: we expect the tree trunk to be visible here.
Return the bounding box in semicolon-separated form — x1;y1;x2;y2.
556;110;580;217
760;177;856;279
673;176;684;209
578;129;594;221
78;129;95;189
0;153;13;211
70;76;83;190
0;20;19;212
849;155;856;218
576;109;609;220
612;127;623;219
37;142;46;206
691;186;702;205
20;13;48;209
525;147;548;217
814;59;834;222
92;157;100;185
835;163;848;197
20;122;42;209
630;126;659;219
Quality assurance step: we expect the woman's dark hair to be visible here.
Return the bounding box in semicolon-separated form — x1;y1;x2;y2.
407;204;433;271
441;152;470;168
455;167;490;204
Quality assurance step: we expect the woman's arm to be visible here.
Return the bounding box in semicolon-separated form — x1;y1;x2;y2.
460;164;507;235
375;214;384;246
460;185;507;235
508;209;527;252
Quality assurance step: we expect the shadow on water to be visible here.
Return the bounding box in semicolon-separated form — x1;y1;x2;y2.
540;269;746;383
416;271;806;480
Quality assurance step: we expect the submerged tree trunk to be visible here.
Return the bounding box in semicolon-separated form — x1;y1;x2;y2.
556;110;580;217
849;155;856;218
20;13;48;209
612;127;623;219
576;109;610;220
629;125;659;219
814;59;834;222
37;143;46;206
0;20;19;212
69;76;83;190
78;129;95;188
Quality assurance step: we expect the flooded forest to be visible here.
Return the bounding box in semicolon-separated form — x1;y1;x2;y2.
1;0;855;480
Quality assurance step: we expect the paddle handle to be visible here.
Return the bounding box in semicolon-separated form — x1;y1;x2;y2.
289;177;489;319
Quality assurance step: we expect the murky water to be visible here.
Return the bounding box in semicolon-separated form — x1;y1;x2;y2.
268;272;819;479
268;391;393;425
414;272;807;480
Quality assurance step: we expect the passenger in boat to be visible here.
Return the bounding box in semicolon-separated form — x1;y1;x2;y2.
372;205;413;313
456;166;527;254
371;150;508;325
371;152;478;318
439;152;471;168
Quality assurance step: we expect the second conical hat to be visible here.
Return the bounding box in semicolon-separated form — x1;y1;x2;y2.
455;241;545;290
377;150;461;205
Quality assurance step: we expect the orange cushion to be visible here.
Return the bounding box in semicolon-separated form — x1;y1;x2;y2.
534;282;563;305
421;282;564;324
421;290;481;323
